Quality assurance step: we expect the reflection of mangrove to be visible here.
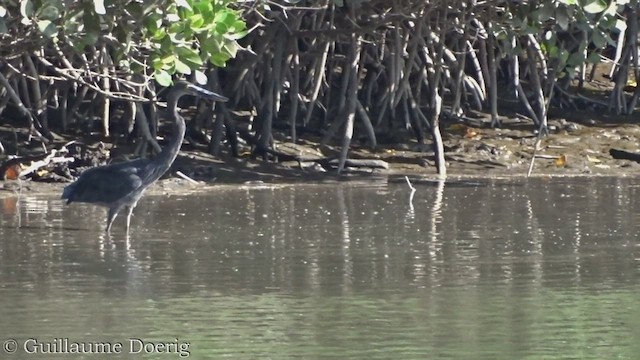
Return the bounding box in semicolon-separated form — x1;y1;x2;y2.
0;179;638;296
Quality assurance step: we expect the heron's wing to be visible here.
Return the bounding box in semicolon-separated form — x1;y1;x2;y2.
63;159;150;205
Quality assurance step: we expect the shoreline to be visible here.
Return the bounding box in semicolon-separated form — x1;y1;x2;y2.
3;115;640;199
3;161;640;201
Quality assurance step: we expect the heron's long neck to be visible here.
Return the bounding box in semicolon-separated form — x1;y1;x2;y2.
149;95;186;178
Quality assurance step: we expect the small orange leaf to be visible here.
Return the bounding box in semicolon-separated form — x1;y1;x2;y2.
555;154;567;167
3;164;21;180
464;128;480;138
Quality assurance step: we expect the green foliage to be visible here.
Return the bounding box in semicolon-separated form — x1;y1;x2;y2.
0;0;246;86
143;0;246;85
494;0;627;77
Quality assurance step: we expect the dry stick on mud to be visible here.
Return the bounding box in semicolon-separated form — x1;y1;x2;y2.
175;171;200;185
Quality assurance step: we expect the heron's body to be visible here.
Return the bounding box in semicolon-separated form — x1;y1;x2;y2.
62;81;227;233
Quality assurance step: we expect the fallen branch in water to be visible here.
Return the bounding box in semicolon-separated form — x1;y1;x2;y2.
405;175;416;210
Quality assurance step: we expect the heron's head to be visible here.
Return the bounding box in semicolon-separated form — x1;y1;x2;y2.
172;80;228;102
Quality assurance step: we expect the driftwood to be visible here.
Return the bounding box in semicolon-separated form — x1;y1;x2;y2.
0;149;74;180
235;126;388;171
610;148;640;162
328;159;389;170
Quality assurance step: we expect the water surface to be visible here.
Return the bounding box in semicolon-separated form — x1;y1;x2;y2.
0;177;639;359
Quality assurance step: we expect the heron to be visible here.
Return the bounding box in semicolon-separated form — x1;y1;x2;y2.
61;80;228;233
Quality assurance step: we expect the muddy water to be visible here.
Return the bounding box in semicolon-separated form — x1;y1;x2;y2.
0;177;639;359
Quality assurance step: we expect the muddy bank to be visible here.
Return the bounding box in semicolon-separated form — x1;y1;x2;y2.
2;113;640;201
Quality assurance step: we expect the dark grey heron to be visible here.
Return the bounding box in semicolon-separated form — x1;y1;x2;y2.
61;80;228;233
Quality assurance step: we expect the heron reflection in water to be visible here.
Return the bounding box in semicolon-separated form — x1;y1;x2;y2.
62;81;228;233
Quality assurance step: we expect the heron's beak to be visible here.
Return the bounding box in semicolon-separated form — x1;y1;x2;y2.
187;84;229;102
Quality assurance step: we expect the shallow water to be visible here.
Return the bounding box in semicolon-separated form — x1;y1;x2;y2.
0;177;639;359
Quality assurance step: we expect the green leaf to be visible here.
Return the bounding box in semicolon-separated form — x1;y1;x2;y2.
174;58;192;74
176;46;203;66
592;30;607;48
152;56;164;70
583;0;607;14
211;52;230;67
557;10;569;30
189;13;204;28
224;30;247;41
587;51;601;64
231;20;246;32
152;28;166;41
537;5;554;22
126;2;142;17
37;20;57;38
81;32;98;47
0;18;7;33
160;36;173;51
175;0;192;11
565;67;576;79
615;19;627;32
161;54;176;64
195;69;208;85
215;22;229;34
83;11;100;33
194;1;213;15
202;36;221;54
38;5;60;20
20;0;34;18
559;49;569;63
222;40;238;58
567;52;584;67
93;0;106;15
155;69;172;86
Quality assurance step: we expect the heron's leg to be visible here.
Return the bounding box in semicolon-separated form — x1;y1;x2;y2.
124;205;135;231
106;207;119;234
